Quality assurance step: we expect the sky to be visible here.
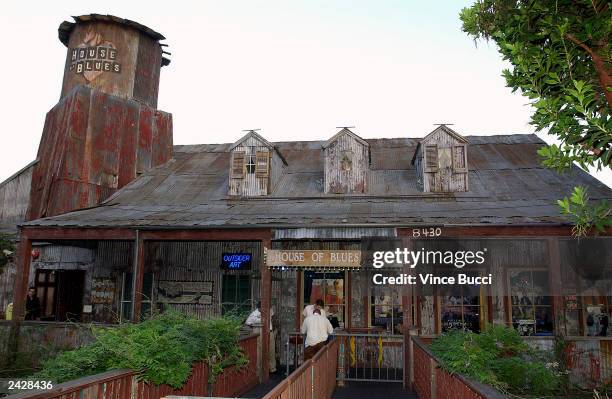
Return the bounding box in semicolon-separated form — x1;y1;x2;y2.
1;0;610;186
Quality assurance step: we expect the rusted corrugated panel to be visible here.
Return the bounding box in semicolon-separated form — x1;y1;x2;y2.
146;241;262;319
59;18;166;108
27;86;173;220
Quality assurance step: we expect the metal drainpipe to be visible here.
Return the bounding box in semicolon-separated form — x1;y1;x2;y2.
130;229;140;321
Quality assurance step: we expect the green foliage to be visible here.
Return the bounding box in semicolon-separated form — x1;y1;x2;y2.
33;312;247;388
460;0;612;236
557;186;612;235
430;325;563;396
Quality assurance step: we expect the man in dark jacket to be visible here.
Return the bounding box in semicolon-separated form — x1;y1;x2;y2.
25;287;41;320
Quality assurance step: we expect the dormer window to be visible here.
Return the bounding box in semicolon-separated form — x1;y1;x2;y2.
412;125;469;193
228;130;286;196
340;150;353;171
323;128;369;194
246;153;256;174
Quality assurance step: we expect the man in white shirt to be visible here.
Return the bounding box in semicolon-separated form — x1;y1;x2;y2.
245;301;276;373
302;299;327;318
301;308;334;360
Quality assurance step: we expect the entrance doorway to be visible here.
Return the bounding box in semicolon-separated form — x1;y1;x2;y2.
35;269;85;321
303;271;346;328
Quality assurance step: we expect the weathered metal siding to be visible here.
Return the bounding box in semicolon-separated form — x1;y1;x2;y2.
324;133;369;194
145;241;262;319
60;18;165;108
29;241;133;324
0;263;15;318
27;85;173;220
0;162;34;230
229;136;271;196
269;150;285;193
273;227;396;240
419;128;468;193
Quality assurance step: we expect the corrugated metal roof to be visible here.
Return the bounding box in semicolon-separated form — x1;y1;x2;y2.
22;134;612;228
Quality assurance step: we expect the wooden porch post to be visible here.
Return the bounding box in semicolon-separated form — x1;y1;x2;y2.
401;236;414;390
8;230;32;363
132;231;145;322
11;230;32;321
261;237;272;383
548;237;564;336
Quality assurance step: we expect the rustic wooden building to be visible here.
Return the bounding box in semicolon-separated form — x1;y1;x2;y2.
2;14;612;390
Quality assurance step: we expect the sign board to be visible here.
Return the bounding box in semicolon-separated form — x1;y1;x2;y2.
91;278;115;304
266;250;361;268
157;281;214;304
221;253;252;270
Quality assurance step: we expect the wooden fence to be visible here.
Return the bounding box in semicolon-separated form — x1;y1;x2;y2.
6;334;259;399
411;337;507;399
263;339;339;399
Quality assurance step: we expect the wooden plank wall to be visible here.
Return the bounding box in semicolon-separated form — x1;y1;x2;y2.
418;128;468;192
324;133;369;194
229;135;276;196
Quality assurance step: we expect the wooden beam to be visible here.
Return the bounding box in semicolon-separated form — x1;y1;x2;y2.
8;232;32;364
132;232;145;322
21;227;136;240
260;237;272;383
11;232;32;321
548;238;564;336
401;236;414;389
18;227;273;241
140;229;271;241
398;226;611;237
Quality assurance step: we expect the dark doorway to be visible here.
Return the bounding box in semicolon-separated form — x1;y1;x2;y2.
55;270;85;322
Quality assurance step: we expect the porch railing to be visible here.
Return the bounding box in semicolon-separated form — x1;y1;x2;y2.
5;334;259;399
411;336;507;399
335;332;404;383
263;338;339;399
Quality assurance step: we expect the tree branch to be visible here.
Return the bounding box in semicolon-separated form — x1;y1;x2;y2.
565;33;612;108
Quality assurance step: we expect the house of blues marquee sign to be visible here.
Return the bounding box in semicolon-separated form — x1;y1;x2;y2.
69;29;122;82
265;249;361;270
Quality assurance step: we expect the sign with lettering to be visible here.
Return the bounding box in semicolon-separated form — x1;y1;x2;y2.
266;250;361;269
69;28;122;82
91;278;115;304
221;253;252;270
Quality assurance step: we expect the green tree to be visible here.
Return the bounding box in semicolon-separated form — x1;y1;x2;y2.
460;0;611;236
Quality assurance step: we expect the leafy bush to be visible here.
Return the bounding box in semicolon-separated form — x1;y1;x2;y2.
430;325;562;397
33;312;247;387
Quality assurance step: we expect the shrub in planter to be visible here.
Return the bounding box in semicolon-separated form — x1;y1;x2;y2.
34;312;247;388
430;325;562;397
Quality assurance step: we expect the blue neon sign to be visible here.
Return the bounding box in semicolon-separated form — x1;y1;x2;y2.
221;253;252;270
